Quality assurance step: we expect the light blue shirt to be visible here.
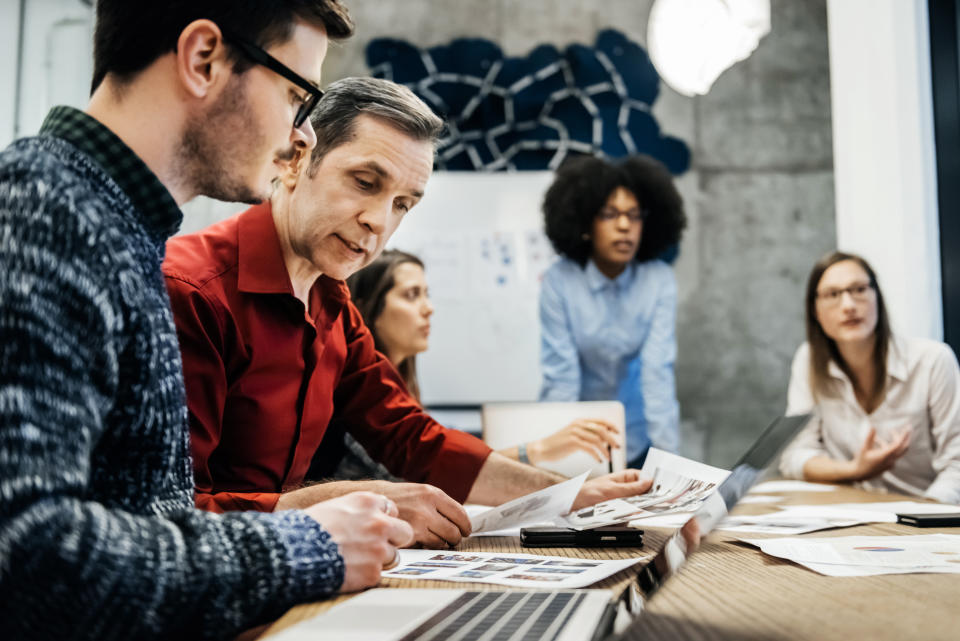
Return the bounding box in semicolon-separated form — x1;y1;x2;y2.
539;257;680;462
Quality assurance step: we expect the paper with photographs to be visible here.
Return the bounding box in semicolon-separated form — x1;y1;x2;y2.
384;549;644;589
560;449;730;530
469;472;588;534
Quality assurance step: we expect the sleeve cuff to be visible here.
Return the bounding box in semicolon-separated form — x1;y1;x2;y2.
269;510;345;598
779;449;819;480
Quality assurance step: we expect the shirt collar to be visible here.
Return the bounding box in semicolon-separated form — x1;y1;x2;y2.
585;258;636;293
826;337;907;382
885;336;908;382
237;201;350;306
39;106;182;242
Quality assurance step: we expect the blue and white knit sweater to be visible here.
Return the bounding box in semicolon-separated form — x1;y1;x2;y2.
0;132;344;639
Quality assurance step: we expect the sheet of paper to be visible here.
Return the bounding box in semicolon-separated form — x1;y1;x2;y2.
738;494;782;504
384;549;645;589
559;450;730;529
468;472;588;534
749;480;837;493
641;448;730;484
627;513;692;528
754;501;960;528
809;500;960;521
742;534;960;576
718;507;865;535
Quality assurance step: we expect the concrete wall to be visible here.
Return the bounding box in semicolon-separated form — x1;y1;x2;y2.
1;0;837;468
322;0;836;466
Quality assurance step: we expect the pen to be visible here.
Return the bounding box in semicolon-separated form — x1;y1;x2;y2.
608;445;613;474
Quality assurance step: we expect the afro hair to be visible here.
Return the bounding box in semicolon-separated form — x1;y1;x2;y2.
542;154;687;266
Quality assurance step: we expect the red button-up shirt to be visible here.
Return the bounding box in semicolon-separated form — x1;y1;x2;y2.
163;203;491;513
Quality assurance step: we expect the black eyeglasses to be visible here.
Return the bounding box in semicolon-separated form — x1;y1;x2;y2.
222;31;324;129
596;207;647;223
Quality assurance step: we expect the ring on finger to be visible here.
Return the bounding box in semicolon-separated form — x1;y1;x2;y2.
382;548;401;570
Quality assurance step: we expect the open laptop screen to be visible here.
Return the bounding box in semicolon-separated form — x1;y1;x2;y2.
635;414;812;601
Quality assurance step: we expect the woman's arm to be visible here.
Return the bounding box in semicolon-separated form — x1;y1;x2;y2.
779;344;831;479
638;266;680;453
780;344;911;483
801;426;910;482
539;267;581;401
497;418;622;464
923;344;960;504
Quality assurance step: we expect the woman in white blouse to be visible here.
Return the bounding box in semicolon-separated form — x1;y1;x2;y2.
779;251;960;504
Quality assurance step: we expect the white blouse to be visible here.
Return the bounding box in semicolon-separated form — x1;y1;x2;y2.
779;336;960;504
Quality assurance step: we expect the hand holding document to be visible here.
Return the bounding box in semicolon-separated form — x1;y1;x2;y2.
469;472;588;534
560;449;729;529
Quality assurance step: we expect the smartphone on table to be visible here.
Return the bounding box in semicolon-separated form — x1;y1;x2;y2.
896;512;960;527
520;525;644;548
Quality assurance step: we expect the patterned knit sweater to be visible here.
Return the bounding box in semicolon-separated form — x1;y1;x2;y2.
0;119;344;640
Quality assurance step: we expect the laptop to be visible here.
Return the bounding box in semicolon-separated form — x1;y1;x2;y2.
267;414;811;641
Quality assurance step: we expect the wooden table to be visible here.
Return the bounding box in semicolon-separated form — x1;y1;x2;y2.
623;486;959;641
254;486;960;640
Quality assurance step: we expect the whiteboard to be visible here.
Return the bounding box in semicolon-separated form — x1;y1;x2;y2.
388;171;557;404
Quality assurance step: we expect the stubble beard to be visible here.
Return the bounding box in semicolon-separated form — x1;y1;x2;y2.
177;75;271;205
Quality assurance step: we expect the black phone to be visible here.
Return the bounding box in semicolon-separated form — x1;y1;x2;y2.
896;512;960;527
520;525;644;548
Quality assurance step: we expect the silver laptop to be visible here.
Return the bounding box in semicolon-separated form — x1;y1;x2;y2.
268;415;811;641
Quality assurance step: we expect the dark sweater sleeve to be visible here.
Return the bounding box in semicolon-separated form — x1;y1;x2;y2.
0;161;343;640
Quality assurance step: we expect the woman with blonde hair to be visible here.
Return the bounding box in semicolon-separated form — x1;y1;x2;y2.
779;251;960;503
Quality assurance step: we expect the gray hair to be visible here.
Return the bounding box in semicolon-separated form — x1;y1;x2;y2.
306;76;444;175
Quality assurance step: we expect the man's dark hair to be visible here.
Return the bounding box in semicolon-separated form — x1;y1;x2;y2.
542;154;687;266
91;0;354;93
306;77;445;174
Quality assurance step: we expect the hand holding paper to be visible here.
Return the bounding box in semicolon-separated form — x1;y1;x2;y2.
469;472;588;534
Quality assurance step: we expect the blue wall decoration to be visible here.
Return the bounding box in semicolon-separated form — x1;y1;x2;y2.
366;29;690;174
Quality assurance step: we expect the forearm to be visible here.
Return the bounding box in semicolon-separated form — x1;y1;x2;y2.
276;480;392;511
925;465;960;505
801;455;858;482
465;452;565;505
1;492;342;640
496;441;547;465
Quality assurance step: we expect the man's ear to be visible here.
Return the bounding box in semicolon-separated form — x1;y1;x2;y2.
176;19;231;99
279;147;309;190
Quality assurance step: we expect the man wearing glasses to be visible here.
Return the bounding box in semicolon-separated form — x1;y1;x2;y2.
0;3;415;641
164;76;658;552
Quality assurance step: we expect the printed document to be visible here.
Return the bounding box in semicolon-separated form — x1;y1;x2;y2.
469;472;587;534
743;534;960;576
383;549;644;589
560;448;729;529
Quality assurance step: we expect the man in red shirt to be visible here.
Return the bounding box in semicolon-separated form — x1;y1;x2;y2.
165;77;653;548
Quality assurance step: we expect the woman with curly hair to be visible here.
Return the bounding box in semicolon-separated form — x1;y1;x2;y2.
539;154;687;468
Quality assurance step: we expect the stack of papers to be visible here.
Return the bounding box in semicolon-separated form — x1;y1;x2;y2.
718;501;960;535
743;534;960;576
562;449;729;529
467;449;731;536
383;550;644;588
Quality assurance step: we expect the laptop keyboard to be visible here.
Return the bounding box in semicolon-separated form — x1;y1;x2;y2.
398;591;587;641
